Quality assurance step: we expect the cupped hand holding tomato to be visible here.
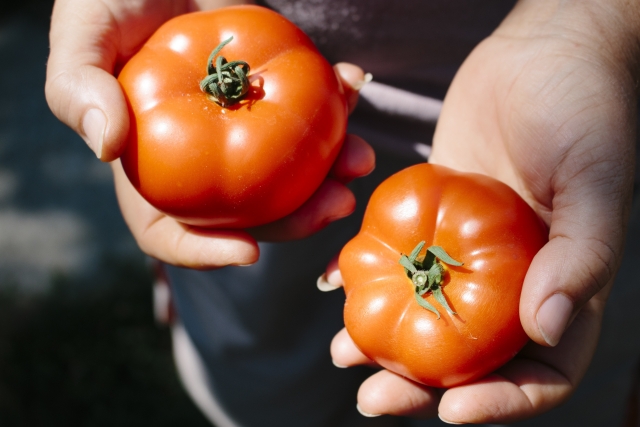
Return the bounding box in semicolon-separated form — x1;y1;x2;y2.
118;6;351;229
322;1;636;423
46;0;374;268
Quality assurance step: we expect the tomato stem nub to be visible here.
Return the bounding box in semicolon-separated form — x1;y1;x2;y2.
399;241;463;318
200;36;251;107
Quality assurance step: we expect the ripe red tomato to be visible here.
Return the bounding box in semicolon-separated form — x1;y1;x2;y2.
119;6;347;228
339;164;547;388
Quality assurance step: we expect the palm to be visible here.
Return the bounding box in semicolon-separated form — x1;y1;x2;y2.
433;34;632;209
427;33;635;421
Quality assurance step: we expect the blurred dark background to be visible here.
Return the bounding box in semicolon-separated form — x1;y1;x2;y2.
0;2;211;425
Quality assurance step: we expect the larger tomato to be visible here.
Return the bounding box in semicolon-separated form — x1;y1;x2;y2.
119;6;347;228
339;164;547;388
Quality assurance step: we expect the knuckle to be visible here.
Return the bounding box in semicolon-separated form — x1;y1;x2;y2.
574;236;618;298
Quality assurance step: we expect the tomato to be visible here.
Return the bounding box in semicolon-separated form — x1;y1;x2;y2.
119;6;347;228
339;164;547;388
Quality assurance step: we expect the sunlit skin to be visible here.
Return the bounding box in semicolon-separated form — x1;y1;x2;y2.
339;164;548;387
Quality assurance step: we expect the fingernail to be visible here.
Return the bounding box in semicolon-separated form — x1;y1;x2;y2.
317;270;342;292
82;108;106;159
356;403;381;418
317;274;336;291
537;293;573;347
332;359;347;368
438;414;465;425
352;73;373;90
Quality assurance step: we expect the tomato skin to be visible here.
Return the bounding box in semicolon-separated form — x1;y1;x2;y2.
339;164;548;388
119;6;347;228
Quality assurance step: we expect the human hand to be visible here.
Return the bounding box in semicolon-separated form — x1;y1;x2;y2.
46;0;375;268
323;0;639;422
45;0;250;161
111;61;372;269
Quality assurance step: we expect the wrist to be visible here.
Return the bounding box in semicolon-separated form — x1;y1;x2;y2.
496;0;640;90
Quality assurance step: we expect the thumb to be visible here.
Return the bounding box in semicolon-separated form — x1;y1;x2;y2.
520;170;633;347
333;62;371;114
45;0;130;161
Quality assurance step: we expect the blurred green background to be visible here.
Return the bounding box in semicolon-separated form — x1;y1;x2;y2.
0;1;211;425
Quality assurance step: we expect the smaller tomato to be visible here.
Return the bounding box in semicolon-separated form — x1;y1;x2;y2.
119;6;347;229
339;164;547;388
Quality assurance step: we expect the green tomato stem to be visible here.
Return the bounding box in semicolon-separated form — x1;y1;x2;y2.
399;241;463;318
199;36;251;107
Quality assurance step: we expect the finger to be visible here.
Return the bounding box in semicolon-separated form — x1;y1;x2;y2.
112;160;259;269
357;370;440;418
46;0;180;161
438;372;556;425
333;62;371;113
317;254;342;291
248;179;355;241
329;134;375;184
46;0;129;161
438;296;604;424
143;219;260;270
520;174;632;347
330;327;376;368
